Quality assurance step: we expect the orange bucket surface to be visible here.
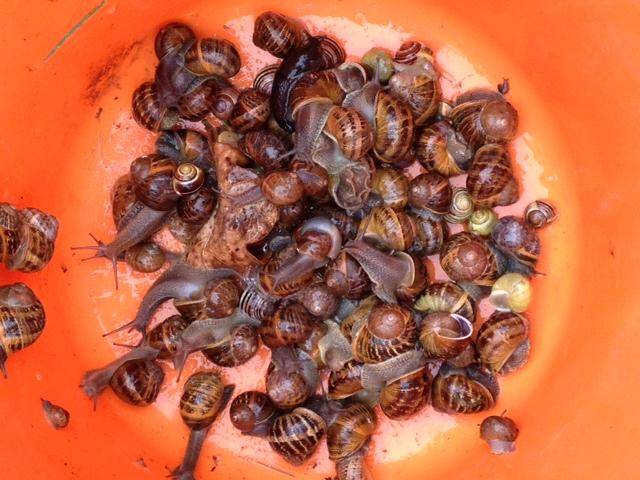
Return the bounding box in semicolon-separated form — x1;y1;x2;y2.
1;1;640;479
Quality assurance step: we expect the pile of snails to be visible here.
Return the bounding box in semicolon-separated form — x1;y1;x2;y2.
76;12;558;479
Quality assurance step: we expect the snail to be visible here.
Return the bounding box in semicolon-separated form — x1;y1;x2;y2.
388;58;441;125
468;208;498;236
124;241;167;273
414;281;477;322
361;47;394;82
177;79;217;121
371;168;409;210
359;349;427;393
335;450;371;480
202;323;260;367
315;204;358;240
177;185;216;225
414;120;473;176
328;359;365;400
202;277;241;319
113;314;189;360
324;106;374;160
431;362;499;414
304;319;353;371
490;273;532;313
268;406;326;465
440;232;505;287
155;22;196;59
408;172;452;215
291;160;330;199
41;399;70;429
339;295;378;343
240;130;291;171
352;303;418;364
443;187;474;224
211;87;239;121
325;251;372;300
239;284;278;323
0;283;46;377
253;11;310;58
266;347;319;409
185;37;241;77
259;302;314;348
168;212;202;245
450;89;519;151
394;40;437;72
359;206;415;252
110;175;139;231
466;144;519;208
491;216;541;275
130;154;180;211
395;253;428;302
261;171;305;206
524;200;557;229
368;90;415;164
131;81;180;131
297;282;339;319
278;202;307;231
476;311;530;374
254;63;280;96
229;390;276;437
1;203;59;273
419;312;473;359
170;371;234;480
155;129;213;175
173;162;205;196
480;415;519;454
409;214;448;257
327;403;376;461
228;88;271;133
379;365;430;419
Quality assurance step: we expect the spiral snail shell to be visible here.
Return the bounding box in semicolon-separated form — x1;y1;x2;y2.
259;302;314;348
177;185;216;225
268;407;326;465
266;347;318;409
359;206;416;252
490;272;532;313
466;144;519;208
373;90;415;164
414;281;476;322
173;162;205;196
325;251;372;300
240;130;291;171
371;168;409;211
389;67;440;125
431;362;499;414
443;187;474;224
480;415;519;454
297;283;339;319
131;81;179;132
408;172;452;215
261;171;305;206
468;208;498;236
254;63;280;96
177;79;217;121
130;154;179;211
203;277;241;319
0;283;46;377
290;160;330;199
109;358;165;406
324;107;374;160
440;232;505;286
415;120;473;176
419;312;473;359
327;403;376;460
379;365;430;419
211;87;239;121
335;451;371;480
180;370;233;429
409;214;448;257
491;216;541;274
124;242;166;273
156;129;213;175
524;200;557;229
229;391;276;436
155;23;196;59
185;38;241;77
394;40;435;67
328;359;365;400
202;324;260;367
253;11;310;58
229;88;271;133
476;311;530;374
290;70;346;116
146;314;190;360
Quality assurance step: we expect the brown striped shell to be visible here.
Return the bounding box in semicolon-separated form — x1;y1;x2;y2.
297;283;339;319
327;403;377;460
268;407;326;465
228;88;271;133
130;154;179;211
211;87;239;121
260;246;315;297
415;120;473;176
480;415;519;454
431;363;499;414
259;302;314;348
394;40;435;66
372;168;409;210
238;285;278;323
254;63;280;96
328;359;364;400
336;451;370;480
0;283;46;377
466;144;519;208
110;175;139;231
174;164;205;195
204;277;241;319
109;359;164;406
0;204;22;267
524;200;557;229
319;36;347;69
155;129;213;174
240;130;291;171
325;251;371;300
389;70;440;125
340;296;378;343
476;311;530;374
253;11;310;58
414;281;476;322
359;206;416;252
408;172;452;215
147;314;189;360
440;232;504;286
291;160;330;199
154;23;196;59
291;70;346;116
352;303;418;364
325;107;374;160
395;254;428;302
373;90;415;164
491;216;541;273
419;313;473;359
131;81;179;131
177;79;216;121
266;347;318;409
179;371;229;429
315;204;358;240
124;242;166;273
262;171;305;206
380;365;430;419
185;38;241;77
409;214;448;257
229;391;276;436
176;185;216;225
202;324;260;367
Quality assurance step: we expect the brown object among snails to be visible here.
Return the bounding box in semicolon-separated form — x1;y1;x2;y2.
229;390;276;437
41;399;70;429
491;216;541;275
254;63;280;96
176;185;216;225
261;171;305;206
211;87;239;121
259;302;314;348
372;167;410;211
325;251;372;300
253;11;310;58
389;65;440;125
177;80;217;121
266;347;319;410
380;365;430;419
476;311;530;374
155;22;196;59
0;283;46;377
359;206;416;252
480;415;519;454
131;81;179;132
135;314;190;360
419;312;473;359
268;407;326;465
240;130;291;171
467;143;519;208
414;281;477;322
291;160;330;199
325;106;375;160
185;38;241;77
440;232;505;287
124;242;166;273
173;163;205;196
408;172;452;215
374;90;415;164
130;154;179;211
327;403;377;460
228;88;271;133
395;254;428;302
202;324;260;367
109;358;165;406
156;129;213;175
335;450;371;480
297;283;339;319
415;120;473;176
203;277;241;319
328;359;365;400
431;362;499;414
409;214;448;257
524;200;557;229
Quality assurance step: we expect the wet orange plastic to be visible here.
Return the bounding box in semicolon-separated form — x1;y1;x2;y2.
2;1;640;478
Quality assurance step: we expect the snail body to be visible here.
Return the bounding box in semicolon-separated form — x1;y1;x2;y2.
325;251;371;300
268;407;326;465
230;391;276;437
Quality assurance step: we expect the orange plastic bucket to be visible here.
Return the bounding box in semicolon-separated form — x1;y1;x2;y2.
2;1;639;478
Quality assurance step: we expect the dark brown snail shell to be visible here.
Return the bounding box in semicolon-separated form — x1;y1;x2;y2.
156;129;213;174
202;324;260;367
131;81;179;131
327;403;376;460
394;40;435;66
297;283;339;319
431;362;499;414
268;407;326;465
340;296;378;343
124;242;166;273
130;154;179;211
352;303;418;364
319;36;346;69
259;302;314;348
176;185;216;225
240;130;291;171
408;172;452;215
177;79;217;121
374;90;415;164
372;168;409;210
325;106;374;160
328;359;364;400
239;285;278;323
261;171;305;206
173;163;205;196
266;347;318;410
440;232;504;286
359;206;416;252
414;281;477;322
291;160;329;199
315;205;358;240
254;63;280;96
110;175;139;231
41;399;70;429
389;69;440;125
148;314;190;360
325;251;372;300
476;311;530;374
202;277;240;319
229;88;271;133
0;283;46;377
491;216;541;274
253;11;310;58
185;38;241;77
155;22;196;59
279;200;307;229
260;245;315;297
395;254;428;302
230;391;276;436
109;359;164;406
211;87;239;121
379;365;430;419
415;120;473;176
180;371;231;429
290;70;346;116
419;312;473;359
480;415;519;454
524;200;557;229
466;144;519;208
409;214;449;257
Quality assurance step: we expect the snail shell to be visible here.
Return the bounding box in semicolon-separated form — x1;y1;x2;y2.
230;391;276;436
524;200;557;229
0;283;46;377
476;311;530;373
202;324;260;367
315;205;358;240
325;251;372;300
468;208;498;236
297;283;339;319
131;81;179;131
254;63;280;96
352;303;418;364
394;40;435;66
466;144;519;208
204;277;241;319
279;200;307;230
290;70;346;117
185;38;241;77
130;154;179;211
371;168;409;211
259;302;314;348
414;281;476;322
110;175;139;231
415;120;473;176
260;246;315;298
156;129;213;175
379;365;430;419
266;347;318;409
177;79;217;121
319;36;346;69
239;284;278;322
180;371;232;429
229;88;270;133
440;232;504;286
177;185;216;225
374;90;415;164
261;171;305;206
419;313;473;359
328;359;364;400
491;216;541;274
431;362;499;414
395;254;428;302
324;107;374;160
41;399;70;429
109;358;164;406
389;69;440;125
268;407;326;465
253;11;310;58
443;187;474;224
409;214;448;257
155;23;196;59
359;206;416;252
148;314;190;360
327;403;376;460
211;87;240;121
480;415;519;454
408;172;452;215
240;130;291;171
124;242;166;273
173;162;205;196
340;295;378;343
291;160;330;199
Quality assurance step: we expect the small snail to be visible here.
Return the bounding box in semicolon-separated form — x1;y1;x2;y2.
110;175;138;231
279;200;307;230
467;144;519;208
325;106;374;160
254;63;280;96
476;311;530;374
291;160;330;199
352;303;418;364
524;200;557;229
177;185;216;225
203;277;241;319
239;284;278;322
394;40;436;68
130;154;179;211
361;47;394;82
41;399;70;429
131;81;180;131
124;242;167;273
268;407;326;465
491;216;541;275
490;273;532;313
229;391;276;437
155;129;213;175
431;362;499;414
177;79;217;121
414;281;477;322
259;302;314;348
389;66;440;126
266;347;319;409
155;23;196;59
468;208;498;236
171;371;234;480
173;163;205;196
328;359;364;400
240;130;291;171
408;172;452;215
379;365;430;419
372;168;409;210
419;312;473;359
325;251;372;300
185;38;241;77
253;11;310;58
480;415;519;454
202;323;260;367
297;283;339;319
211;87;239;121
327;403;376;460
228;88;271;133
414;121;473;176
261;171;305;206
409;214;448;257
440;232;505;287
359;206;416;251
443;187;474;224
0;283;46;377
